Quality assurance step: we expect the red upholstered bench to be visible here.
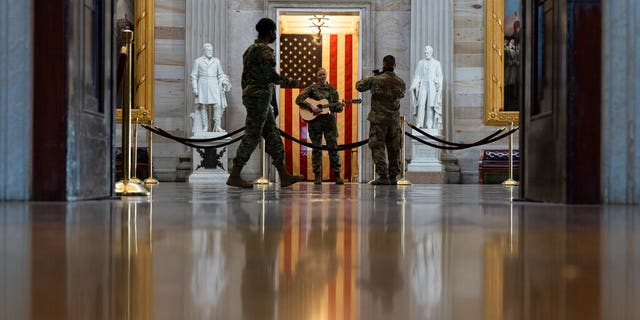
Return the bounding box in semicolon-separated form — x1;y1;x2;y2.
478;149;520;184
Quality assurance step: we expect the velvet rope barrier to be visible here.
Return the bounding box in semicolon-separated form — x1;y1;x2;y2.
141;124;245;143
142;124;244;149
406;122;506;147
405;126;519;150
278;129;370;151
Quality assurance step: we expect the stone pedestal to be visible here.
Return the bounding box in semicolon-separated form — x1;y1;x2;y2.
188;132;230;183
407;129;446;183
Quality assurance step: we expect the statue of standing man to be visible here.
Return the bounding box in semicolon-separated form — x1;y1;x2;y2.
191;43;231;133
411;45;443;129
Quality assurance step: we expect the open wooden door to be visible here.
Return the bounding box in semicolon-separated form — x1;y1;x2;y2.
521;0;602;203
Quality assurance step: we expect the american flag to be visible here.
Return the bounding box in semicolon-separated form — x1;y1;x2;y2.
279;34;359;181
280;34;321;88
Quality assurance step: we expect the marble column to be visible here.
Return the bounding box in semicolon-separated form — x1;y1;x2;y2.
410;0;454;141
185;0;228;134
0;0;32;200
408;0;454;183
602;0;640;204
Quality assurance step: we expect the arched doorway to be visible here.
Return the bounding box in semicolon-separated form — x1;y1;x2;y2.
276;12;361;182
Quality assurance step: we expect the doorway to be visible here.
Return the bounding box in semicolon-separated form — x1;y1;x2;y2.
276;12;362;182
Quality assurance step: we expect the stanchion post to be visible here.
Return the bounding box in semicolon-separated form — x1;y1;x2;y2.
144;122;159;185
254;138;270;185
501;122;519;186
130;118;143;184
397;116;411;185
115;29;149;196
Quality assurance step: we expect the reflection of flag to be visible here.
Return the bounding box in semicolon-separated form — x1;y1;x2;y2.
277;187;358;319
279;34;359;180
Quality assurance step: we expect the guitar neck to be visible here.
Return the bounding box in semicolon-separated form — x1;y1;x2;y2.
321;100;357;109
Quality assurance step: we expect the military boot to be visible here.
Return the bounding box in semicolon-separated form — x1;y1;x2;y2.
334;171;344;185
314;175;322;185
370;175;389;185
226;165;253;188
276;164;304;187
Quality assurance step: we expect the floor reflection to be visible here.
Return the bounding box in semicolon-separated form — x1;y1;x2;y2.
1;184;639;320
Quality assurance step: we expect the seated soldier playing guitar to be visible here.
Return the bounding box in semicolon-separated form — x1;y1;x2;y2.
295;67;346;185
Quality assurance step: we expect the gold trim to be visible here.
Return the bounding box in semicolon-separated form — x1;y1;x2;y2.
117;0;154;124
484;0;519;126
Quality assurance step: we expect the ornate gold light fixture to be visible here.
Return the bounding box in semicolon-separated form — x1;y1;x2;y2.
309;14;329;44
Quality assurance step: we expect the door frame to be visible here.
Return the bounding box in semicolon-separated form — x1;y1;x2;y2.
266;0;375;182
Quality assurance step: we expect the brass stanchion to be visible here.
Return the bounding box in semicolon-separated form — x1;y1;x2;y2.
115;30;149;196
501;122;519;186
397;116;412;185
130;118;143;184
144;122;159;185
401;186;406;257
254;139;270;185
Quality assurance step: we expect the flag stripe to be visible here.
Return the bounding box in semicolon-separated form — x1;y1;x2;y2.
283;209;292;275
344;34;353;182
330;35;338;87
343;204;352;320
284;89;294;174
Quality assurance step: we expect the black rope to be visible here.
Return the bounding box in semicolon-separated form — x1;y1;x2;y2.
278;129;369;151
142;124;245;142
143;124;244;149
185;136;245;149
406;126;519;150
406;122;505;147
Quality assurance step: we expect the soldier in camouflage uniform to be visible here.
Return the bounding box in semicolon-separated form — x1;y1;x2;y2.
296;68;345;185
226;18;304;188
356;55;406;185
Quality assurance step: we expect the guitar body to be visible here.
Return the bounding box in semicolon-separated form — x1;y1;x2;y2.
299;98;330;122
299;98;362;122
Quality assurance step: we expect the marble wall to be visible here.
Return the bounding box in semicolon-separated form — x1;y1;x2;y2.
452;0;518;183
151;0;511;183
602;0;640;204
0;0;32;199
153;0;189;181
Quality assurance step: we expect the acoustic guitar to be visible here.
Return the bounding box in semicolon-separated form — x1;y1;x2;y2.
299;98;362;122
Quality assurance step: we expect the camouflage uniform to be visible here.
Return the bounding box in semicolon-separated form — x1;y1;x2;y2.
295;82;343;177
356;71;406;181
232;40;296;168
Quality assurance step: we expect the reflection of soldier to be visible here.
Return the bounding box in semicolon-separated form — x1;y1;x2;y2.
191;43;231;133
227;18;304;188
236;200;282;320
365;188;403;316
278;209;339;319
295;68;345;185
356;55;406;185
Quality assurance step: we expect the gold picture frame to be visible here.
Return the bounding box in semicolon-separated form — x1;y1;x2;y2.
116;0;155;124
484;0;520;126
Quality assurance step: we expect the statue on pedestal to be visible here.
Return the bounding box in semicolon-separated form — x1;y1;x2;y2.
411;45;443;129
191;43;231;134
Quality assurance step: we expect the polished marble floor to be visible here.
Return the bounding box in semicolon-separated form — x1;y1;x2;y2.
1;182;639;320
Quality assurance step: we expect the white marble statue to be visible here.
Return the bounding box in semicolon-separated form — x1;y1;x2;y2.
191;43;231;133
411;45;443;129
